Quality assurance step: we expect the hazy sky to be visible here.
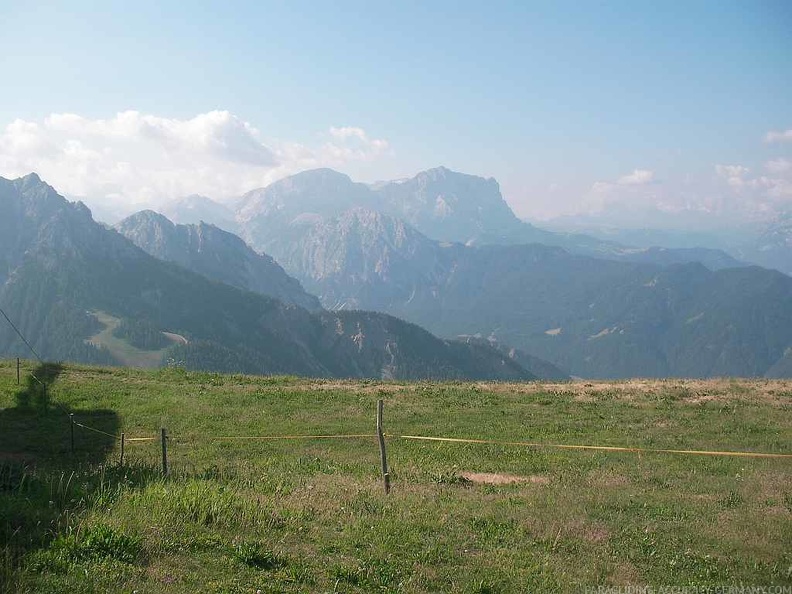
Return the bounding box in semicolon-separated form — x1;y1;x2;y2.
0;0;790;223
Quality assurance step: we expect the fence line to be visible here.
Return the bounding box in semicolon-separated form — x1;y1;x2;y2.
72;421;121;441
395;434;792;459
208;434;378;441
70;419;792;459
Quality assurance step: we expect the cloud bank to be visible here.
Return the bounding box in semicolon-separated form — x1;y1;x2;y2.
0;110;389;216
616;169;655;186
765;129;792;143
590;168;657;195
715;161;792;207
576;158;792;226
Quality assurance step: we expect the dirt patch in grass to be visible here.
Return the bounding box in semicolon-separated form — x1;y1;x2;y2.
609;562;643;585
587;470;630;488
690;493;717;502
563;519;610;543
460;472;550;485
744;468;792;503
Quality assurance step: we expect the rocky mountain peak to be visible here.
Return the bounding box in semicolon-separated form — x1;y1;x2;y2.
375;166;523;243
17;172;43;187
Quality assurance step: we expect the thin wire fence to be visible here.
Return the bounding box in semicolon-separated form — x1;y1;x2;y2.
67;410;792;489
8;358;792;494
75;421;792;459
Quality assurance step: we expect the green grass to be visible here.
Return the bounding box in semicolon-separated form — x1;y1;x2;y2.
1;360;791;592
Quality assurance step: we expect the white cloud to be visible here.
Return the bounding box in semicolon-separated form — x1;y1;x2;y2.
329;126;367;141
617;169;655;186
714;162;792;206
0;111;390;216
764;129;792;143
715;164;750;188
326;126;389;160
590;181;613;194
590;168;657;194
765;158;791;174
715;164;749;179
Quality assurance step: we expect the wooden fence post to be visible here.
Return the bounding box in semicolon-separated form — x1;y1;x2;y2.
377;399;391;494
70;413;75;453
161;428;168;477
120;432;125;466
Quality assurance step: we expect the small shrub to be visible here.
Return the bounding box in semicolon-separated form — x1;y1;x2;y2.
28;524;140;572
472;580;501;594
330;557;402;589
282;561;314;584
720;491;743;509
331;563;365;586
431;472;471;486
231;541;284;570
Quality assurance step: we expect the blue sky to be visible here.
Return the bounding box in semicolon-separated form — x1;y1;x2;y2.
0;0;790;221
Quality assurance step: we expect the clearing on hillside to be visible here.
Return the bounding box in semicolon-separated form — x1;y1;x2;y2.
85;311;186;368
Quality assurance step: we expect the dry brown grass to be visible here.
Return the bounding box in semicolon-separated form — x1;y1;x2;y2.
459;472;550;485
249;377;792;413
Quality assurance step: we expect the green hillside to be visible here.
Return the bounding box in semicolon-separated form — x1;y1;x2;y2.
2;360;790;592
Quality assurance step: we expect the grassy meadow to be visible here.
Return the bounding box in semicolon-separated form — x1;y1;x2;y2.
1;359;790;592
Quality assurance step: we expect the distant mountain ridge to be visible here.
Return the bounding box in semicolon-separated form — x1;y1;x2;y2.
544;212;791;277
232;167;743;271
5;171;786;379
160;194;238;234
733;212;792;276
115;210;321;311
124;165;787;379
0;173;536;381
374;166;527;243
117;207;572;379
262;207;792;378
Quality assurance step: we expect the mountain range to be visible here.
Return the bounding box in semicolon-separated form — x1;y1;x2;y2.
3;168;790;379
122;166;791;379
243;207;792;378
0;174;537;380
544;209;792;277
116;208;572;380
229;167;743;271
732;212;792;277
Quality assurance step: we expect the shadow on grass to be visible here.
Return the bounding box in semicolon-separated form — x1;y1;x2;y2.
0;362;159;590
1;362;119;464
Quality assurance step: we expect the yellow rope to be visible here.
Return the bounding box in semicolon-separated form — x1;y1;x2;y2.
73;422;120;440
72;424;791;459
208;434;377;441
396;434;792;459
